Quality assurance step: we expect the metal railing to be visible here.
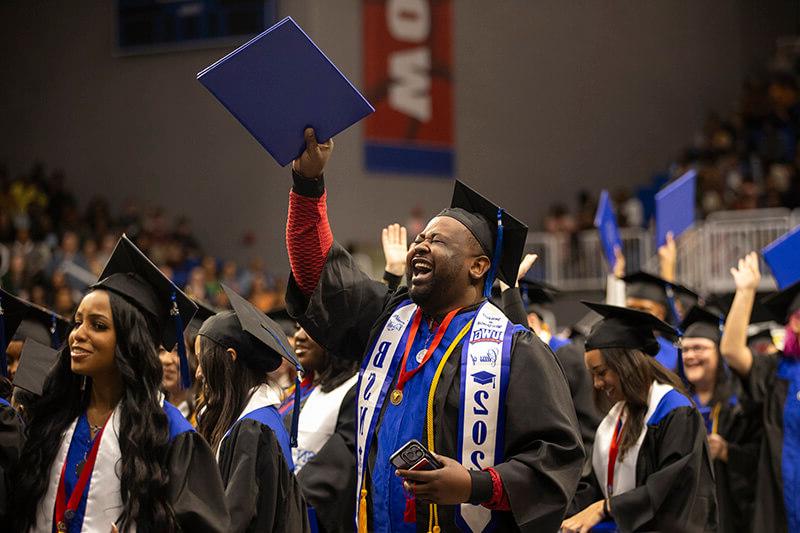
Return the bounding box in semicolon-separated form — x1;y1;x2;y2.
525;208;800;294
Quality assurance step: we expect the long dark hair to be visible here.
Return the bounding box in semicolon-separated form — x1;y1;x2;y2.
12;290;177;533
594;348;688;460
196;335;263;450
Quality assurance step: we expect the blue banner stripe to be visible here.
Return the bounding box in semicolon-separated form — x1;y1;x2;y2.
365;143;454;176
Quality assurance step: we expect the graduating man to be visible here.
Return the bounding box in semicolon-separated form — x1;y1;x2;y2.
284;129;584;532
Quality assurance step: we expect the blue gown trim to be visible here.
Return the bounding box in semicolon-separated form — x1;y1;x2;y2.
163;400;195;441
647;388;692;426
232;405;294;471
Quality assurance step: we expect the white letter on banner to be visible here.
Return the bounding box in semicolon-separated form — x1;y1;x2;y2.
389;47;431;121
387;0;430;42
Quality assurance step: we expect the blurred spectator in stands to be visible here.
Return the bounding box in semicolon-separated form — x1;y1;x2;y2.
185;265;208;302
220;260;240;293
544;203;576;234
249;274;278;312
201;255;222;302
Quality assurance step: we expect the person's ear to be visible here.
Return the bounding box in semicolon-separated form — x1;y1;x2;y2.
468;255;491;281
226;347;238;362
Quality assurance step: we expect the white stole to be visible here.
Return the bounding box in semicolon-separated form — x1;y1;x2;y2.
32;404;132;533
592;381;673;498
292;373;359;472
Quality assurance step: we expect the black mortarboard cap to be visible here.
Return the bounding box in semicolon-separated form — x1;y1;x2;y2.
13;339;59;396
200;283;303;446
188;299;219;338
582;301;679;356
762;280;800;323
199;284;301;372
438;180;528;296
623;271;672;306
94;235;198;349
680;306;723;343
623;271;699;324
518;277;558;317
1;290;70;377
93;235;197;388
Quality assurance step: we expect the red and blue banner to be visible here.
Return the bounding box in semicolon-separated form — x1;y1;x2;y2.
363;0;454;176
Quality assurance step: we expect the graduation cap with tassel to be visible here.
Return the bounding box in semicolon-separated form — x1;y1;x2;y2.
199;283;304;446
0;289;71;378
438;180;528;298
93;235;198;389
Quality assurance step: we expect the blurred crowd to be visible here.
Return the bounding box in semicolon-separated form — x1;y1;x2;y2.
0;163;284;318
545;47;800;236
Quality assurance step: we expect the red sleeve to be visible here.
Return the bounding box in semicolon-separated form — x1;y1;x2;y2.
481;467;511;511
286;188;333;297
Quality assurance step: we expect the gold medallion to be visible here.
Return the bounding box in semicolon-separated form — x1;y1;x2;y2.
390;389;403;405
57;522;68;533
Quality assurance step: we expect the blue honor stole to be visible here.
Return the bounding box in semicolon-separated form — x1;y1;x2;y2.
355;300;512;532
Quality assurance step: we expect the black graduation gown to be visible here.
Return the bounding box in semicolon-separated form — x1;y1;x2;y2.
166;430;232;531
570;405;718;533
706;388;761;533
499;287;602;454
217;419;311;533
0;401;24;523
739;352;795;533
290;385;358;533
286;242;585;533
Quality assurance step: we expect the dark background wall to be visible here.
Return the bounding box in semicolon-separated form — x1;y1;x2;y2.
1;0;796;273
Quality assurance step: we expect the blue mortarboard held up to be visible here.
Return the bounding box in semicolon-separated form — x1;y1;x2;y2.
594;189;623;271
655;169;697;247
198;16;375;166
763;225;800;289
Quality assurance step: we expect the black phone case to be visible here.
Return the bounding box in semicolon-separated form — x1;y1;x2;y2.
389;439;443;470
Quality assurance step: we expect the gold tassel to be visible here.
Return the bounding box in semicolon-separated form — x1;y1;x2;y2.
358;488;368;533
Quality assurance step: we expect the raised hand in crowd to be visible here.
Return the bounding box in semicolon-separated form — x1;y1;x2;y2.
381;223;407;277
658;231;676;282
612;244;626;279
719;251;761;376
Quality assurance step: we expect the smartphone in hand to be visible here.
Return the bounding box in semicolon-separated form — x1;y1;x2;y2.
390;439;443;471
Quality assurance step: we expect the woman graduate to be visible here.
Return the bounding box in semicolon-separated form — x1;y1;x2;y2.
681;305;760;533
719;251;800;532
11;235;230;533
562;302;717;533
195;283;310;533
281;325;358;533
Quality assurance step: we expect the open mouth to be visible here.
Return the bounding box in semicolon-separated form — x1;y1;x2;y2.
71;347;91;361
683;359;703;369
411;258;433;284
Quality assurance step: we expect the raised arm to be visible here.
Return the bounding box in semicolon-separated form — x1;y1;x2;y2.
287;128;334;296
284;129;391;360
719;252;760;377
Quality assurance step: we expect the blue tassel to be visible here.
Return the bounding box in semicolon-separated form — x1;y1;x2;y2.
50;313;59;349
673;322;689;386
483;209;504;298
290;374;301;447
171;292;192;389
0;295;7;378
258;324;304;447
665;285;682;326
